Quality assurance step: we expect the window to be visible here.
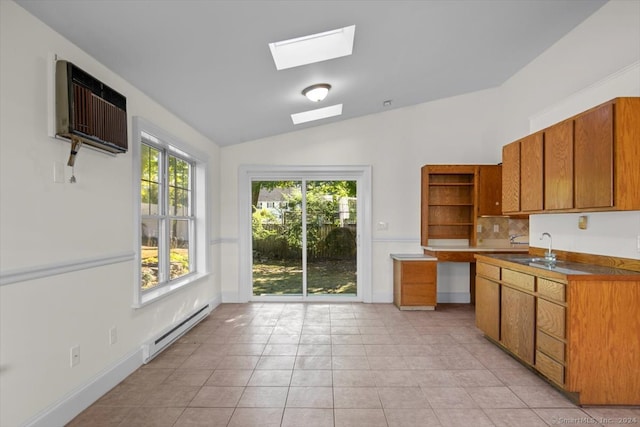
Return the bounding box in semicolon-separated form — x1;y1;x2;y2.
140;140;194;289
134;117;209;306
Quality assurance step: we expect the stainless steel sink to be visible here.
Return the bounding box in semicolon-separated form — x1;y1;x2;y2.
506;257;590;274
528;262;590;275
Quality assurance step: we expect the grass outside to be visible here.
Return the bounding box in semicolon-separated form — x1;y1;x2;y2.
141;246;189;290
253;259;356;295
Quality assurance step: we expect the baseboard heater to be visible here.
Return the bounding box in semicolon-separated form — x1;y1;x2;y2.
142;304;211;363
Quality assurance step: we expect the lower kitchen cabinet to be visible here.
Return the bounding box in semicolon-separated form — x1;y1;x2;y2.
391;255;438;310
475;276;500;341
475;254;640;405
500;285;535;365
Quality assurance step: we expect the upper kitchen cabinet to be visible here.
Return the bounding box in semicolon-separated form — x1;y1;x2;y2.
544;120;574;210
501;142;520;214
502;97;640;214
520;132;544;212
421;165;476;245
501;132;543;214
421;164;503;246
476;165;502;216
574;102;613;209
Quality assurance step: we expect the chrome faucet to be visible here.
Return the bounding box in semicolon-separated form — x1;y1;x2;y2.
540;232;556;262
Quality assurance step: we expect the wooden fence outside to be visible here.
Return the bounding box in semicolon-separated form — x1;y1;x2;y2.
253;224;356;261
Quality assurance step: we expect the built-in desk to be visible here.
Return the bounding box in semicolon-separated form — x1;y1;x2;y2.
422;241;528;304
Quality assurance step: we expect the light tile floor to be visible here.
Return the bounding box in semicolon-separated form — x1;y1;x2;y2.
67;303;640;426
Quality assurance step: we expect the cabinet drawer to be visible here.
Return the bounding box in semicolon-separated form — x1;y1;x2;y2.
537;329;565;362
502;269;535;292
477;262;500;280
401;283;436;306
401;262;436;284
536;350;564;385
538;278;565;302
537;299;566;338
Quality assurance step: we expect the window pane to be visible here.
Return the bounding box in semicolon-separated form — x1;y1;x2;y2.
170;219;191;280
169;155;190;189
141;144;160;216
170;188;189;216
141;218;160;290
169;155;191;216
141;144;160;183
141;182;160;215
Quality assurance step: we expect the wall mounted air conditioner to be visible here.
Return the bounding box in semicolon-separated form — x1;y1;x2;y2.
55;60;128;153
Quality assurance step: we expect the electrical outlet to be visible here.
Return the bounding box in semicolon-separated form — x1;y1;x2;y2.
109;327;118;345
578;216;588;230
493;224;500;232
477;224;482;233
70;345;80;367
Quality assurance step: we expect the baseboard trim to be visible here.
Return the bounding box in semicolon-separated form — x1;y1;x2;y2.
372;291;393;303
437;292;470;304
23;348;143;427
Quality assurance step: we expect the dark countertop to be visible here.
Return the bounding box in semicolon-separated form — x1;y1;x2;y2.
476;253;640;280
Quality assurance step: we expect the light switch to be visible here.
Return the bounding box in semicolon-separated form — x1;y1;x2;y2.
376;221;388;231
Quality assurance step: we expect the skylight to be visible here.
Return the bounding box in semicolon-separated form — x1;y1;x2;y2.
269;25;355;70
291;104;343;125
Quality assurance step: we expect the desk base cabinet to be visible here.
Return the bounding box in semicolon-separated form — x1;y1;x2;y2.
393;259;437;310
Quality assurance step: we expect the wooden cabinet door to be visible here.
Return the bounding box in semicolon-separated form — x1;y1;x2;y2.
574;103;614;209
544;120;574;210
475;276;500;341
520;132;544;212
502;142;520;213
501;286;535;365
477;165;502;216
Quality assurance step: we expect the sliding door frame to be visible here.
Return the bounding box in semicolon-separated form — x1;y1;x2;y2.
238;165;372;303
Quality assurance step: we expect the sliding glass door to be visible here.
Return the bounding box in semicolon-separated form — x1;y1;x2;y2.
251;179;357;299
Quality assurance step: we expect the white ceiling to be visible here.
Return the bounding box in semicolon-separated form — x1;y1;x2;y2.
16;0;606;146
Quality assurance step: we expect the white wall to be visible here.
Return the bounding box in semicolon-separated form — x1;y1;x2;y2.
2;0;639;424
499;0;640;258
220;0;640;306
220;88;504;303
0;2;221;426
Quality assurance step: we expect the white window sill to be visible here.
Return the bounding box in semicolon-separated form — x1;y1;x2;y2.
133;271;210;309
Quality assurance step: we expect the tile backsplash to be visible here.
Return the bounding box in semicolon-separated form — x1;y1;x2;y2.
476;216;529;243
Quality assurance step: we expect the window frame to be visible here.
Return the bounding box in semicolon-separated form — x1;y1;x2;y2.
133;117;209;308
238;165;372;303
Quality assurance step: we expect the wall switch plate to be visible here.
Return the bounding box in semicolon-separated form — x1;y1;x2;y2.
70;345;80;367
477;224;482;232
376;221;388;231
493;224;500;232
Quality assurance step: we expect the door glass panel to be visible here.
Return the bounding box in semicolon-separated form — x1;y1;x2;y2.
252;181;303;296
306;180;357;296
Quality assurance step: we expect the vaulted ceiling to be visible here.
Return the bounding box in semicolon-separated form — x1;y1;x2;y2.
17;0;606;146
